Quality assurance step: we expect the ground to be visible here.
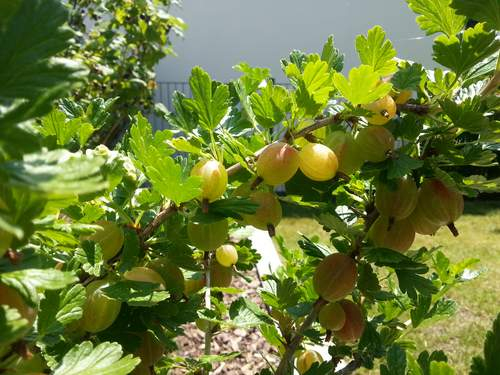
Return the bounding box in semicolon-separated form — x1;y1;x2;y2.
278;200;500;374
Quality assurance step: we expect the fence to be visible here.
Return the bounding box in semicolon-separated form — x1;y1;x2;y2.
151;81;293;131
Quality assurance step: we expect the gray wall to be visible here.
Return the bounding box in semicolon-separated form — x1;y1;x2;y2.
156;0;435;83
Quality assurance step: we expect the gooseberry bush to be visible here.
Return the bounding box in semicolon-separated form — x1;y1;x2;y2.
0;0;499;374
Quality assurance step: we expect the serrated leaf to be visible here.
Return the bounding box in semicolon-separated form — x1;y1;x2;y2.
0;305;31;345
392;63;425;91
229;297;273;328
462;175;500;192
185;66;229;131
129;114;201;205
37;284;86;337
102;281;169;307
52;341;140;375
396;269;438;300
287;59;335;116
433;23;500;78
406;0;466;37
356;26;397;76
0;149;108;197
321;35;344;72
1;268;77;291
387;154;424;179
470;313;500;375
250;82;290;128
381;345;407;375
451;0;500;30
333;65;392;106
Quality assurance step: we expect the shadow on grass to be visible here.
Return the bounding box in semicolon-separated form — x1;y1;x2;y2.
464;200;500;215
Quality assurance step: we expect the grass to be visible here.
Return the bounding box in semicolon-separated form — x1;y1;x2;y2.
278;201;500;373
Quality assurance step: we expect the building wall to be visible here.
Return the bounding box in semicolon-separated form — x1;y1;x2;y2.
156;0;435;83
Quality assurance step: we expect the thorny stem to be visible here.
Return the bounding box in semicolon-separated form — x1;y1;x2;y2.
139;203;178;246
275;298;328;375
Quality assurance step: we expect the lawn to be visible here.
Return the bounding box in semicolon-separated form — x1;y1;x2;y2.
277;201;500;373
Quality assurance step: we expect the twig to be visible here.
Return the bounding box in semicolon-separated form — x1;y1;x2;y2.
275;298;328;375
480;69;500;97
139;203;178;244
333;356;363;375
203;252;213;374
397;103;432;116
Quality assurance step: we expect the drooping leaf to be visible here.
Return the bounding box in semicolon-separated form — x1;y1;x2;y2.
356;26;397;76
333;65;392;106
470;313;500;375
406;0;466;37
52;341;140;375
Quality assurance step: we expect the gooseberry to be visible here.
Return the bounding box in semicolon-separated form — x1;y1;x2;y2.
298;142;338;181
190;159;227;202
296;350;323;374
82;220;124;261
313;253;357;302
256;142;299;185
325;131;364;175
368;215;415;253
355;126;395;163
241;191;282;234
394;89;412;104
416;178;464;236
375;176;418;222
0;283;37;328
408;201;440;235
147;258;185;298
335;300;365;342
123;267;166;289
215;244;238;267
81;280;121;333
210;261;232;288
134;331;164;366
362;95;397;125
318;301;346;331
187;219;228;252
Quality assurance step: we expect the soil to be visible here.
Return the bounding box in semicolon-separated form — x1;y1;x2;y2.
171;268;280;374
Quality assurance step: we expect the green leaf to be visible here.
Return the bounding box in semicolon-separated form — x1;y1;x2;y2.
396;269;439;300
356;26;397;76
381;345;407;375
229;297;273;328
129;114;201;205
430;361;455;375
392;63;425;91
321;35;344;72
37;285;86;337
333;65;392;106
0;149;108;197
406;0;466;37
233;62;270;94
433;23;500;78
185;66;230;131
53;341;140;375
451;0;500;30
287;59;335;116
470;312;500;375
462;175;500;193
0;0;85;126
250;82;291;128
1;269;77;291
387;154;424;179
440;97;490;132
102;281;169;307
0;305;30;345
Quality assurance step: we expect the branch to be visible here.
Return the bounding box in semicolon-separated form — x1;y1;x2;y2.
139;203;178;244
480;69;500;98
397;103;432;116
333;356;363;375
275;298;328;375
226;113;344;176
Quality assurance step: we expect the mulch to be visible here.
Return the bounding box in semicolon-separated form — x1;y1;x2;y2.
171;269;280;374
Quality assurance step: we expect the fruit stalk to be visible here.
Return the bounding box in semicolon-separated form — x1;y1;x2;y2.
275;298;327;375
